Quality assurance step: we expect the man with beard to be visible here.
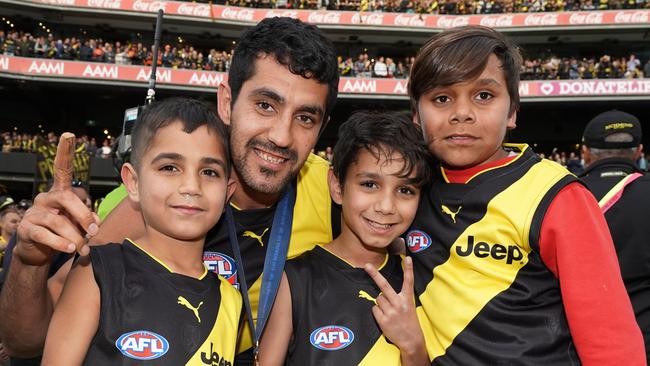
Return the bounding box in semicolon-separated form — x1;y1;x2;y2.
0;17;339;365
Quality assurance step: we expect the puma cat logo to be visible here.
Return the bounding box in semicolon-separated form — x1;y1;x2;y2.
358;290;378;305
243;228;269;246
441;205;462;223
178;296;203;323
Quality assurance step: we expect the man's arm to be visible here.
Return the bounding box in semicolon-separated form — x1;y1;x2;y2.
0;134;101;357
539;182;645;365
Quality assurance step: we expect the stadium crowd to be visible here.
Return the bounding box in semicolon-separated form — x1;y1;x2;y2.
198;0;650;13
3;29;649;80
0;30;232;72
1;131;114;159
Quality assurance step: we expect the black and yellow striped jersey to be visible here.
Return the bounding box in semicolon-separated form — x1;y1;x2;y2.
407;144;580;365
285;245;403;365
85;240;241;366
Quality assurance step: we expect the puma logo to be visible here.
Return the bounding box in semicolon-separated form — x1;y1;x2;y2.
358;290;378;305
243;228;269;246
178;296;203;323
441;205;462;223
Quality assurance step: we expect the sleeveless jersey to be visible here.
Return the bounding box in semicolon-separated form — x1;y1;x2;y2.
285;245;403;366
84;240;242;366
203;153;336;353
406;144;580;365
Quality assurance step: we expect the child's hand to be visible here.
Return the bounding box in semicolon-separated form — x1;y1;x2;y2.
364;257;426;358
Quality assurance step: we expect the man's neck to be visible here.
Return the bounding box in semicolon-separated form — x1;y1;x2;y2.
230;170;281;210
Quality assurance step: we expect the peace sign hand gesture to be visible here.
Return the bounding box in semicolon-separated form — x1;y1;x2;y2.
14;133;100;266
364;256;429;366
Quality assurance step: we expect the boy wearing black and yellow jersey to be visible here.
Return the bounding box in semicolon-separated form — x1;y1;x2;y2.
259;112;432;366
41;98;241;365
407;26;645;365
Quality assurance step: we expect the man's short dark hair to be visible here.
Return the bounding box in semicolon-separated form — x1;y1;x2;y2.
409;26;522;116
228;17;339;122
331;111;433;188
130;97;231;176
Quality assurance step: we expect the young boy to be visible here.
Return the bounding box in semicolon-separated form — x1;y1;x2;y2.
41;98;241;365
406;26;645;365
258;112;432;365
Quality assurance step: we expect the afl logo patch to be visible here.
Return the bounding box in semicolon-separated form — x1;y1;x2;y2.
203;251;238;289
407;230;431;253
310;325;354;351
115;330;169;360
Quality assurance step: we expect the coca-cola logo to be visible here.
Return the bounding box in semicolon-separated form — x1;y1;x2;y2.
523;13;558;26
37;0;76;5
87;0;121;8
568;12;603;24
132;0;166;12
177;3;211;17
614;11;649;23
307;12;341;24
436;16;470;28
478;15;513;27
265;10;298;18
221;7;255;21
393;14;426;27
351;13;385;25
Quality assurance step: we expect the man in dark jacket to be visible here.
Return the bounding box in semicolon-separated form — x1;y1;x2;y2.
580;109;649;364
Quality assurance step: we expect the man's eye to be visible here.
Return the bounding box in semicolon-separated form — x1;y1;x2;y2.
297;115;315;125
257;102;273;112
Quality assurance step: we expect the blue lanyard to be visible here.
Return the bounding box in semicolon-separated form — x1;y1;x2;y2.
225;183;296;356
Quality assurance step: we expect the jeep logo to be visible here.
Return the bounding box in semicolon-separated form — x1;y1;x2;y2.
456;235;524;264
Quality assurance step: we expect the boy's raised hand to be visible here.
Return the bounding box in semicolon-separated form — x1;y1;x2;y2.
14;133;100;266
364;256;428;365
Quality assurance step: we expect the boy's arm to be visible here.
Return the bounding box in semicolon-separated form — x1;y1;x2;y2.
257;272;292;366
41;255;100;366
365;257;429;366
539;182;645;365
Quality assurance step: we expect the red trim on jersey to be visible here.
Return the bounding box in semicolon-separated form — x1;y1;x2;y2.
443;155;518;184
539;182;645;365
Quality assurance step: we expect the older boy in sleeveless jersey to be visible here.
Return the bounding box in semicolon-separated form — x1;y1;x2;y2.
406;26;645;365
42;98;241;365
259;111;431;366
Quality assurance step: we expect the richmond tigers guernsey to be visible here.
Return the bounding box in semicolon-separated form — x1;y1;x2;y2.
284;245;403;365
84;240;242;366
407;144;644;365
204;154;337;355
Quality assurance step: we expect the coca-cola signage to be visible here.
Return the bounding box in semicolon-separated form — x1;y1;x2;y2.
436;16;470;28
478;14;514;27
568;12;603;25
307;12;341;24
86;0;121;8
614;11;649;23
176;3;211;17
351;13;385;25
220;7;255;21
131;0;166;12
393;14;426;27
523;13;559;26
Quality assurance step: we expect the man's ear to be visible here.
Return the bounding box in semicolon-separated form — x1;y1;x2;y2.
121;163;140;204
581;145;592;166
217;81;232;126
328;168;343;206
506;109;517;130
634;144;644;161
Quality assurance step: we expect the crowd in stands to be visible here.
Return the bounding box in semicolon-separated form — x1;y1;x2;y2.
0;30;232;72
200;0;650;14
1;131;114;159
340;52;650;79
3;29;650;80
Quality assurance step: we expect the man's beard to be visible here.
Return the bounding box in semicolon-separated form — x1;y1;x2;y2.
232;138;299;195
